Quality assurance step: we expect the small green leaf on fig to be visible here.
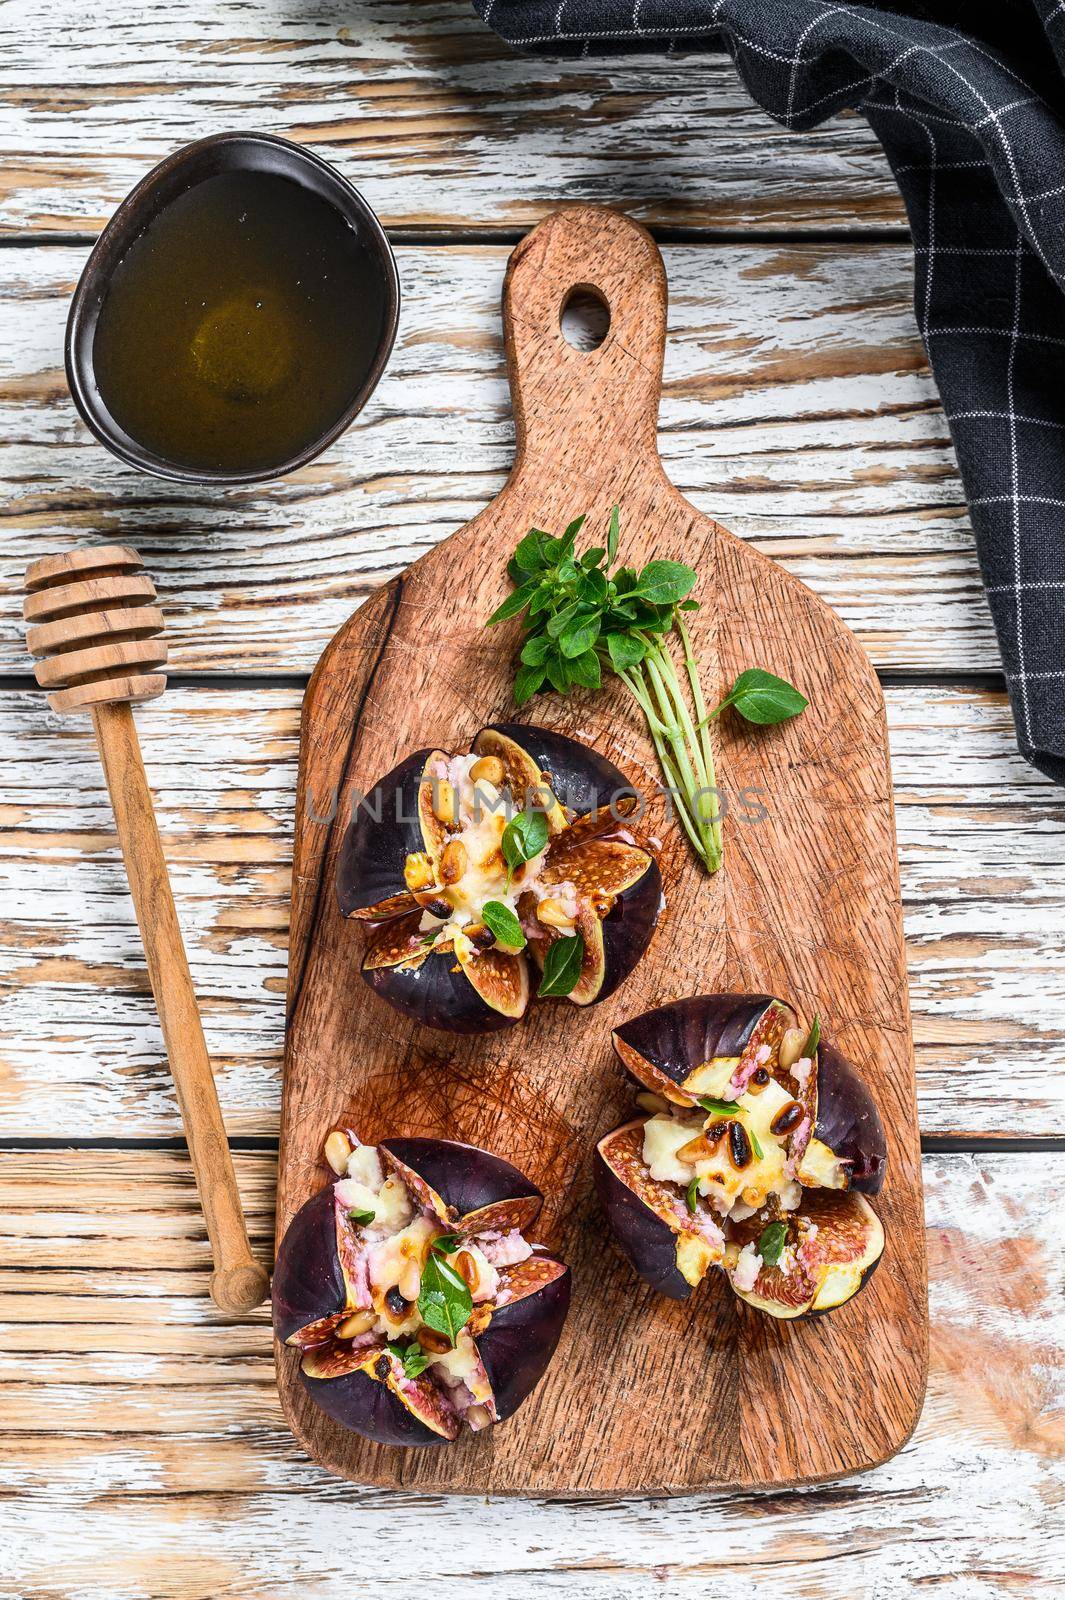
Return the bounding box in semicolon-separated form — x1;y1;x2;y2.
480;900;526;951
756;1221;788;1267
537;932;585;998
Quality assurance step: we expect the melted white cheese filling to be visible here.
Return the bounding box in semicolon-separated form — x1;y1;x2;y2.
420;763;577;954
334;1141;522;1406
641;1077;804;1220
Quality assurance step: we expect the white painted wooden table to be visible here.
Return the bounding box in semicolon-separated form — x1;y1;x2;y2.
1;4;1062;1595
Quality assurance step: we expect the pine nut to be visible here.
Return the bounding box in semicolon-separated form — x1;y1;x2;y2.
470;755;505;786
324;1129;353;1175
536;897;574;930
778;1027;807;1071
404;851;435;892
728;1120;753;1170
742;1187;763;1208
439;838;467;885
465;1403;493;1430
454;1250;480;1294
417;1327;453;1355
337;1310;376;1339
527;781;556;812
770;1100;805;1136
433;779;458;828
398;1262;421;1302
635;1090;670;1114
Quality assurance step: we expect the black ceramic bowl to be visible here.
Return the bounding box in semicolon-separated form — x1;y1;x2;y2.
65;132;400;485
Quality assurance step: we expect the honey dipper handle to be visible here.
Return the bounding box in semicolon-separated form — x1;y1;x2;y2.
91;702;270;1316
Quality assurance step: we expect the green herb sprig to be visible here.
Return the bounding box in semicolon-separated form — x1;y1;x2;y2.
481;900;526;952
537;932;585;998
501;808;549;887
710;669;808;726
756;1221;788;1268
417;1235;472;1342
387;1340;432;1379
487;507;806;874
346;1207;376;1227
696;1095;739;1117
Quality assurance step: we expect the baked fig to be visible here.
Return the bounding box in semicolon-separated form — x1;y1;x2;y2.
274;1131;570;1446
612;995;886;1195
722;1190;884;1319
338;723;661;1032
596;996;888;1319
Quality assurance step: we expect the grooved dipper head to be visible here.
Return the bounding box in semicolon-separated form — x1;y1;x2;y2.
24;545;167;715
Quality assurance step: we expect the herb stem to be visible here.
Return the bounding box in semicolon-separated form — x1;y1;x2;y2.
619;668;711;864
672;613;723;864
639;643;721;873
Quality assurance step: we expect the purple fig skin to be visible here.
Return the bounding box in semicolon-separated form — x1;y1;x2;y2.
362;948;521;1034
814;1043;888;1195
612;994;786;1094
337;748;429;917
272;1187;345;1345
481;722;645;816
302;1364;455;1447
380;1137;543;1227
476;1266;572;1420
594;1132;694;1301
598;856;663;1004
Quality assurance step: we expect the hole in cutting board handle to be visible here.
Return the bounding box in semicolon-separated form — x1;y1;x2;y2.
560;285;610;352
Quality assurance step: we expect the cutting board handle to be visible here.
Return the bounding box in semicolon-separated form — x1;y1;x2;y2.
502;206;668;489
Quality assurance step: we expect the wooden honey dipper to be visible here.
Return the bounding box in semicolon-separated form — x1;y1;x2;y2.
24;545;270;1315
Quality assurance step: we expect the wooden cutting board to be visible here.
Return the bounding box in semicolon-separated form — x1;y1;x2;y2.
277;205;928;1495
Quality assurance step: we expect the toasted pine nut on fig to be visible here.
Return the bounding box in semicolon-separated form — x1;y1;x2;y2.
398;1262;421;1302
454;1250;479;1293
728;1120;752;1169
748;1068;770;1093
635;1090;670;1114
674;1126;710;1164
771;1100;805;1136
742;1187;762;1208
536;897;574;930
466;923;496;951
470;755;505;787
337;1310;376;1339
779;1027;808;1071
432;779;459;828
417;1326;453;1355
324;1129;353;1175
466;1404;493;1430
404;851;435;892
440;839;468;885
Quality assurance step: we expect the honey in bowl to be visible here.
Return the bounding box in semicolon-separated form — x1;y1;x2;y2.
90;168;387;477
67;135;399;483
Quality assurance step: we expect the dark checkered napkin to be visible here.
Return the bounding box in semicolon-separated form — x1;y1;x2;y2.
475;0;1065;783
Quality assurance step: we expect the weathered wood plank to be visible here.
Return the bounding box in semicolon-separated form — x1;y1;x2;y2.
0;1148;1060;1598
0;243;990;676
0;0;901;239
2;685;1062;1139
